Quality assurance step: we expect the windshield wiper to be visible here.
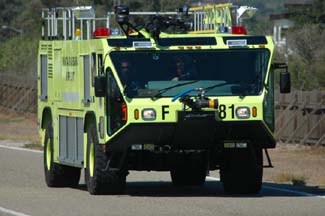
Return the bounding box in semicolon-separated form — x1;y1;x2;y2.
152;80;199;100
204;81;239;92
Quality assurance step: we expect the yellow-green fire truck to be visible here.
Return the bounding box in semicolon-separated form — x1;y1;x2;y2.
38;4;291;195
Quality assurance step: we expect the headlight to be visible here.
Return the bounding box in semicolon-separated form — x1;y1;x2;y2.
142;109;156;120
236;106;250;119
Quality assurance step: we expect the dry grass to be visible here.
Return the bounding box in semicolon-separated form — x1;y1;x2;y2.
24;143;43;150
0;108;40;144
272;172;307;186
263;144;325;186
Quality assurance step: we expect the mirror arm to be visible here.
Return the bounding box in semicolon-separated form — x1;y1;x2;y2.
271;62;288;72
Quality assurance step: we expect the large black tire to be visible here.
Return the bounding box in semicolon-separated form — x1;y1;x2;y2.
170;152;208;186
220;144;263;195
85;124;126;195
44;122;81;187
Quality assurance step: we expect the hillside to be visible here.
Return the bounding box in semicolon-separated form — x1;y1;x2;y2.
0;0;283;77
0;0;323;89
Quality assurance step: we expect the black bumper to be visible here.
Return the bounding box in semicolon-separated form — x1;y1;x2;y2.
107;113;276;151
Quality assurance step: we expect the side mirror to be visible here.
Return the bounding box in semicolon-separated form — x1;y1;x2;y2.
94;76;106;97
280;72;291;93
272;62;291;94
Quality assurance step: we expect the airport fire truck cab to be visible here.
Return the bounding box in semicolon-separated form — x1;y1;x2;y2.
38;4;291;195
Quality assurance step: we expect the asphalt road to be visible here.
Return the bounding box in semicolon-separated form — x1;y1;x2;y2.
1;145;325;216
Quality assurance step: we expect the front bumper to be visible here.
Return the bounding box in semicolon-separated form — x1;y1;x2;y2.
107;111;275;151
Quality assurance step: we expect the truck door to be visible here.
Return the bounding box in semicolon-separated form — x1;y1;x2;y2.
106;68;127;135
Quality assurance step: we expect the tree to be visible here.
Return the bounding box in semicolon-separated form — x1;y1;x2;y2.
286;24;325;89
282;0;325;89
288;0;325;26
0;0;23;24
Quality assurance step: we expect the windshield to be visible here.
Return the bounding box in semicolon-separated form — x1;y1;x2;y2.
110;49;270;98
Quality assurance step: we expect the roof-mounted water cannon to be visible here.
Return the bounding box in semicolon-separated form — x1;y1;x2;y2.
145;5;193;41
114;5;144;38
115;5;129;24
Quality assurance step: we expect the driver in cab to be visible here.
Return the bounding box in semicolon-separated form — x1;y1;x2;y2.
171;56;197;81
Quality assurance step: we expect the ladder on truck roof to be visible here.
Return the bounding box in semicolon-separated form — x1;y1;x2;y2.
189;3;257;34
41;6;109;40
41;4;257;40
41;6;178;40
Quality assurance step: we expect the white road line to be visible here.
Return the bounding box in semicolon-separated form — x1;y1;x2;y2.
263;185;325;199
0;206;31;216
0;144;42;154
206;176;325;199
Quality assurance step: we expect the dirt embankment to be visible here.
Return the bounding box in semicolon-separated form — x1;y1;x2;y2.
0;108;40;145
264;145;325;186
0;108;324;186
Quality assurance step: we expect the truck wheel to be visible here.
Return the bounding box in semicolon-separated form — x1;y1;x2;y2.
85;124;126;195
170;152;208;186
220;145;263;195
44;122;81;187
